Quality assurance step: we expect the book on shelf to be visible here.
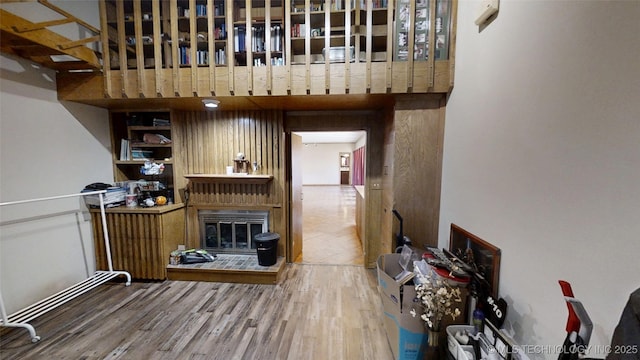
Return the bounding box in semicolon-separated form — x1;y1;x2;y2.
120;139;131;161
216;48;226;65
234;26;246;52
152;118;170;126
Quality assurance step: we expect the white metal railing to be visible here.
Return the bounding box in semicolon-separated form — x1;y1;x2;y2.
0;190;131;343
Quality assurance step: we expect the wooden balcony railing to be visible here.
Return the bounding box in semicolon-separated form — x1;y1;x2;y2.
94;0;457;100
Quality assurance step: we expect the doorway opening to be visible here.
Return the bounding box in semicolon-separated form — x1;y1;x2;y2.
292;131;366;265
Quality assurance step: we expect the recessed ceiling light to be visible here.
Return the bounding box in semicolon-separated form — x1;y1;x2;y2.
202;99;220;109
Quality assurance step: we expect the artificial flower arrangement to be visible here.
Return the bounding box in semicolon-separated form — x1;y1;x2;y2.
410;261;463;332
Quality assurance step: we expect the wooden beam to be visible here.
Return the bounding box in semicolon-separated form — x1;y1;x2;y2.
12;18;74;33
58;35;100;50
37;0;100;34
0;9;100;69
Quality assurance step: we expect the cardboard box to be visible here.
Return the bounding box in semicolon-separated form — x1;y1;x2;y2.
377;254;427;360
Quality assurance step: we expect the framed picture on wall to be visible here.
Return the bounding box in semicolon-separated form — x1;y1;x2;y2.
340;152;350;167
449;223;501;297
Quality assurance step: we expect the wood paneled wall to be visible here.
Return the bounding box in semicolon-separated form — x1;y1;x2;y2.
171;110;286;253
387;95;447;251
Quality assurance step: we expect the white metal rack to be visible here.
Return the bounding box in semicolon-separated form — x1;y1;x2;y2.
0;190;131;343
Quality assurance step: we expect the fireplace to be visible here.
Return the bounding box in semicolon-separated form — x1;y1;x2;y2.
198;210;269;254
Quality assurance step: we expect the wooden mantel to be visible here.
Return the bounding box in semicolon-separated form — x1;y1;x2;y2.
184;174;273;185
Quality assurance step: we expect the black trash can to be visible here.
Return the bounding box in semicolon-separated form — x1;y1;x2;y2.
254;232;279;266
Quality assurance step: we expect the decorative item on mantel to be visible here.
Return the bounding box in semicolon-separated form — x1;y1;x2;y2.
410;261;463;359
234;152;250;174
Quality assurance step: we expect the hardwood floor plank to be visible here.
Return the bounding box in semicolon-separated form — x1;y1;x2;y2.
0;264;394;360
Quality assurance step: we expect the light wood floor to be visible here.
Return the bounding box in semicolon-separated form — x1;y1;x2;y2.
0;264;394;360
296;185;364;266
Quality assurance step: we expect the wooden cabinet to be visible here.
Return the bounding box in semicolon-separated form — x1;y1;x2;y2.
90;204;185;280
110;110;178;203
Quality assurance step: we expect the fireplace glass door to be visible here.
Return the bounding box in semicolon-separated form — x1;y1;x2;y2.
200;210;268;254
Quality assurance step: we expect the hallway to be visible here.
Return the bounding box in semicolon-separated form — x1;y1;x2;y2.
296;185;364;266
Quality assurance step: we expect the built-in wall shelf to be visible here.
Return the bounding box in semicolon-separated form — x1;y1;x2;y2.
184;174;273;184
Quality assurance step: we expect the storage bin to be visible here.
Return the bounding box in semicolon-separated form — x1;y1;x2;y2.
446;325;475;360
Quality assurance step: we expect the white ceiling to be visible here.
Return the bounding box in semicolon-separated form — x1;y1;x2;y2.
294;131;365;144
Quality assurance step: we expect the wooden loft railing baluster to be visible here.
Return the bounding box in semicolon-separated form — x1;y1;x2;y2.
245;0;253;95
133;0;145;97
189;0;198;96
99;0;112;98
324;0;330;93
406;0;415;91
170;0;180;96
116;0;127;97
448;0;458;92
152;0;163;97
226;0;234;95
304;0;310;94
265;0;272;95
365;0;372;92
427;0;437;90
344;0;351;93
207;0;215;95
284;0;292;95
386;0;393;91
161;0;172;95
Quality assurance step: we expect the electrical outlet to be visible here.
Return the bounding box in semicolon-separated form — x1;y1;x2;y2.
178;244;186;251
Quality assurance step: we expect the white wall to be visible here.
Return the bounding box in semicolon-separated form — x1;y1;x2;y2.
301;143;355;185
355;132;366;149
440;1;640;358
0;49;111;313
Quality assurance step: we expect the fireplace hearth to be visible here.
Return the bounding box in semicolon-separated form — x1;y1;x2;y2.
198;210;269;254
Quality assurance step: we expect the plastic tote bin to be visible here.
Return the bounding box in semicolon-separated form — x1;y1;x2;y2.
254;232;279;266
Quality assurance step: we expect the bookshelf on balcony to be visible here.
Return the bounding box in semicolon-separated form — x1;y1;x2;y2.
232;1;285;67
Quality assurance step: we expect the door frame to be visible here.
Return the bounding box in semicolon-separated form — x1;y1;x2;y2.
283;110;385;267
